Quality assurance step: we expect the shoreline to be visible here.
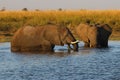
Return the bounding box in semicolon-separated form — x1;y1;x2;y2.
0;30;120;42
0;36;120;43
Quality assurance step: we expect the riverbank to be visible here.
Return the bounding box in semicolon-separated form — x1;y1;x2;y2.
0;31;120;42
0;10;120;42
110;31;120;40
0;32;13;42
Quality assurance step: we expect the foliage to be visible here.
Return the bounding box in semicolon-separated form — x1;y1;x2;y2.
0;10;120;40
22;8;28;11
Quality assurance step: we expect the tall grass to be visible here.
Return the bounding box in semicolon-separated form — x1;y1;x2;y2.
0;10;120;38
0;10;120;31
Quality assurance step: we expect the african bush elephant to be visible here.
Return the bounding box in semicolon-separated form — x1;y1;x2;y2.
75;23;112;48
11;24;78;52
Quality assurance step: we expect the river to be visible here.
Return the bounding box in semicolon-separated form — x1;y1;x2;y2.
0;41;120;80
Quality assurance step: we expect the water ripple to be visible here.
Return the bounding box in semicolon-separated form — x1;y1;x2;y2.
0;41;120;80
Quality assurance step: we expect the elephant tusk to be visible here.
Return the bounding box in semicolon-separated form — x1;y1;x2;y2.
71;40;79;44
90;44;92;48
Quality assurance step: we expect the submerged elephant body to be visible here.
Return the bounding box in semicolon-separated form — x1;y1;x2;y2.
11;24;78;52
76;23;112;48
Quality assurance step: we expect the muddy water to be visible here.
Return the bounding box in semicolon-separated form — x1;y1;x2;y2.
0;41;120;80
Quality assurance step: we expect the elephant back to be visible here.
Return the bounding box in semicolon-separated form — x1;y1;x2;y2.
75;23;91;42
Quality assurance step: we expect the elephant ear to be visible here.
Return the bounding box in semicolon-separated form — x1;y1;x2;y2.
58;26;67;33
42;25;63;45
57;26;68;45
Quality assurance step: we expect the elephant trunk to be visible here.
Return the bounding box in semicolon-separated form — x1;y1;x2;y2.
61;28;79;51
72;43;79;51
71;40;79;51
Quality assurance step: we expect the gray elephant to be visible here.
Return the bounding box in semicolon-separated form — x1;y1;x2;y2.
11;24;79;52
75;23;112;48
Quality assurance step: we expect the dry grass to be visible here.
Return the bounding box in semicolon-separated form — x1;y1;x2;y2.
110;31;120;40
0;10;120;42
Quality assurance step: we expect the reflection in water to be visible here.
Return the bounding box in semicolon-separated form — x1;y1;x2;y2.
0;41;120;80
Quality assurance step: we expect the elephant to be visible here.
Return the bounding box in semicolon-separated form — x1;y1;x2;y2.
11;24;79;52
75;23;112;48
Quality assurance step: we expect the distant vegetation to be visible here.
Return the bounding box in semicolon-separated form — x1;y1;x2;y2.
0;10;120;41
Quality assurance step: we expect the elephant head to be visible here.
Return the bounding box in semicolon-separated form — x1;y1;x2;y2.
11;24;78;52
76;23;112;48
43;25;79;51
96;24;112;47
58;27;79;51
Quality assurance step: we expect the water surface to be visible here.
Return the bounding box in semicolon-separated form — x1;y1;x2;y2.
0;41;120;80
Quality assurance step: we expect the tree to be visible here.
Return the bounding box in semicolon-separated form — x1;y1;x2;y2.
1;7;6;11
35;9;39;11
22;8;28;11
58;8;62;11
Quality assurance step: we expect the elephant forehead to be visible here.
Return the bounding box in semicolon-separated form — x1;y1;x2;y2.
23;26;36;36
